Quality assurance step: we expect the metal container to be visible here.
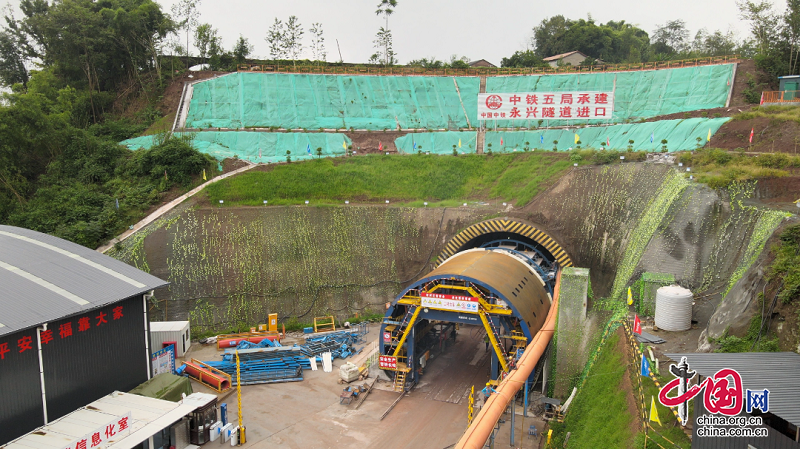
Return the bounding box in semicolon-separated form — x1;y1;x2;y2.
150;321;191;357
654;285;693;331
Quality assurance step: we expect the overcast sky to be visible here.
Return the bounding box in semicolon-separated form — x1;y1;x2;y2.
7;0;784;65
150;0;769;65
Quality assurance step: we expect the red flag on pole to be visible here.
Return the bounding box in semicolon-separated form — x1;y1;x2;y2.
749;128;754;144
379;141;383;151
633;315;642;335
760;92;764;105
500;137;504;145
607;137;610;147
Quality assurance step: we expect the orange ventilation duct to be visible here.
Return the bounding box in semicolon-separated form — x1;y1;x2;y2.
455;270;561;449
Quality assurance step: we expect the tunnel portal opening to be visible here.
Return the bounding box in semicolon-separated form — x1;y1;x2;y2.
380;244;562;391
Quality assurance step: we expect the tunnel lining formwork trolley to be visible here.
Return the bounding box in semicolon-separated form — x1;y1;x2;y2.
380;238;560;390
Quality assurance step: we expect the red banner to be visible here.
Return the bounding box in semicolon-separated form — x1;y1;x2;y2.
379;355;398;369
477;91;614;120
420;291;479;312
420;292;478;302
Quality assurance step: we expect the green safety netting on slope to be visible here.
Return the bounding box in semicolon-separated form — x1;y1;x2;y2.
484;64;735;127
484;117;730;152
186;72;479;131
394;131;478;154
120;132;352;163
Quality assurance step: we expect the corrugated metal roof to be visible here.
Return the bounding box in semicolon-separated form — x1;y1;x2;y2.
543;51;588;61
0;226;167;337
149;321;189;332
4;391;216;449
665;352;800;426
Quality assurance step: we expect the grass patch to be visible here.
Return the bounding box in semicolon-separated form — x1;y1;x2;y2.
206;153;574;207
549;331;636;448
677;148;800;188
142;112;176;136
732;104;800;122
731;105;800;123
637;368;692;448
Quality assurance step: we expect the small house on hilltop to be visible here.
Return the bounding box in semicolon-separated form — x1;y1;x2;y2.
543;51;595;67
469;59;496;68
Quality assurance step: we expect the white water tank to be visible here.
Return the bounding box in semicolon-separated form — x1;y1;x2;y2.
654;285;693;331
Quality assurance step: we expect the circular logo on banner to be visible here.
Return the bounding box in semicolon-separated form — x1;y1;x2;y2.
486;95;503;110
384;332;391;341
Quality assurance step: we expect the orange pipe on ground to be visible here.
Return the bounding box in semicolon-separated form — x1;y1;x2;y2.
455;270;562;449
182;361;231;391
216;335;278;349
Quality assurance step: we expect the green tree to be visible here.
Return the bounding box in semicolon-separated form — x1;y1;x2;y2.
232;35;253;65
737;0;778;54
284;16;304;66
448;54;470;68
500;50;546;68
532;15;569;58
532;16;649;63
266;18;286;59
407;57;443;68
194;23;221;62
5;0;173;93
309;23;326;63
0;30;29;87
375;0;397;65
373;27;396;66
692;29;738;56
786;0;800;73
651;19;689;54
171;0;201;64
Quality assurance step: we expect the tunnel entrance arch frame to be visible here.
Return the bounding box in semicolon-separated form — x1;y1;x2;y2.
435;218;573;268
381;248;564;386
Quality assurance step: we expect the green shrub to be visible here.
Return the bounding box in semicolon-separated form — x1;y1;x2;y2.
769;224;800;304
715;315;780;353
753;152;793;169
742;73;768;104
124;134;215;187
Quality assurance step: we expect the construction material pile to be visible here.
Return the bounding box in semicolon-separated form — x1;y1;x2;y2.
189;325;369;387
299;328;366;359
204;347;309;385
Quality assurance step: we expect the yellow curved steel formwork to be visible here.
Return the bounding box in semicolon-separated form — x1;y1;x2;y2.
428;249;551;334
436;218;573;268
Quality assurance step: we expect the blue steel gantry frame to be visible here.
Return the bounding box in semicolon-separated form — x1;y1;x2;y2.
380;247;558;385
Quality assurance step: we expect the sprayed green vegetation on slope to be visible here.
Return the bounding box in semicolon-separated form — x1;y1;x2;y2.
678;148;800;189
609;170;690;302
205;153;573;207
